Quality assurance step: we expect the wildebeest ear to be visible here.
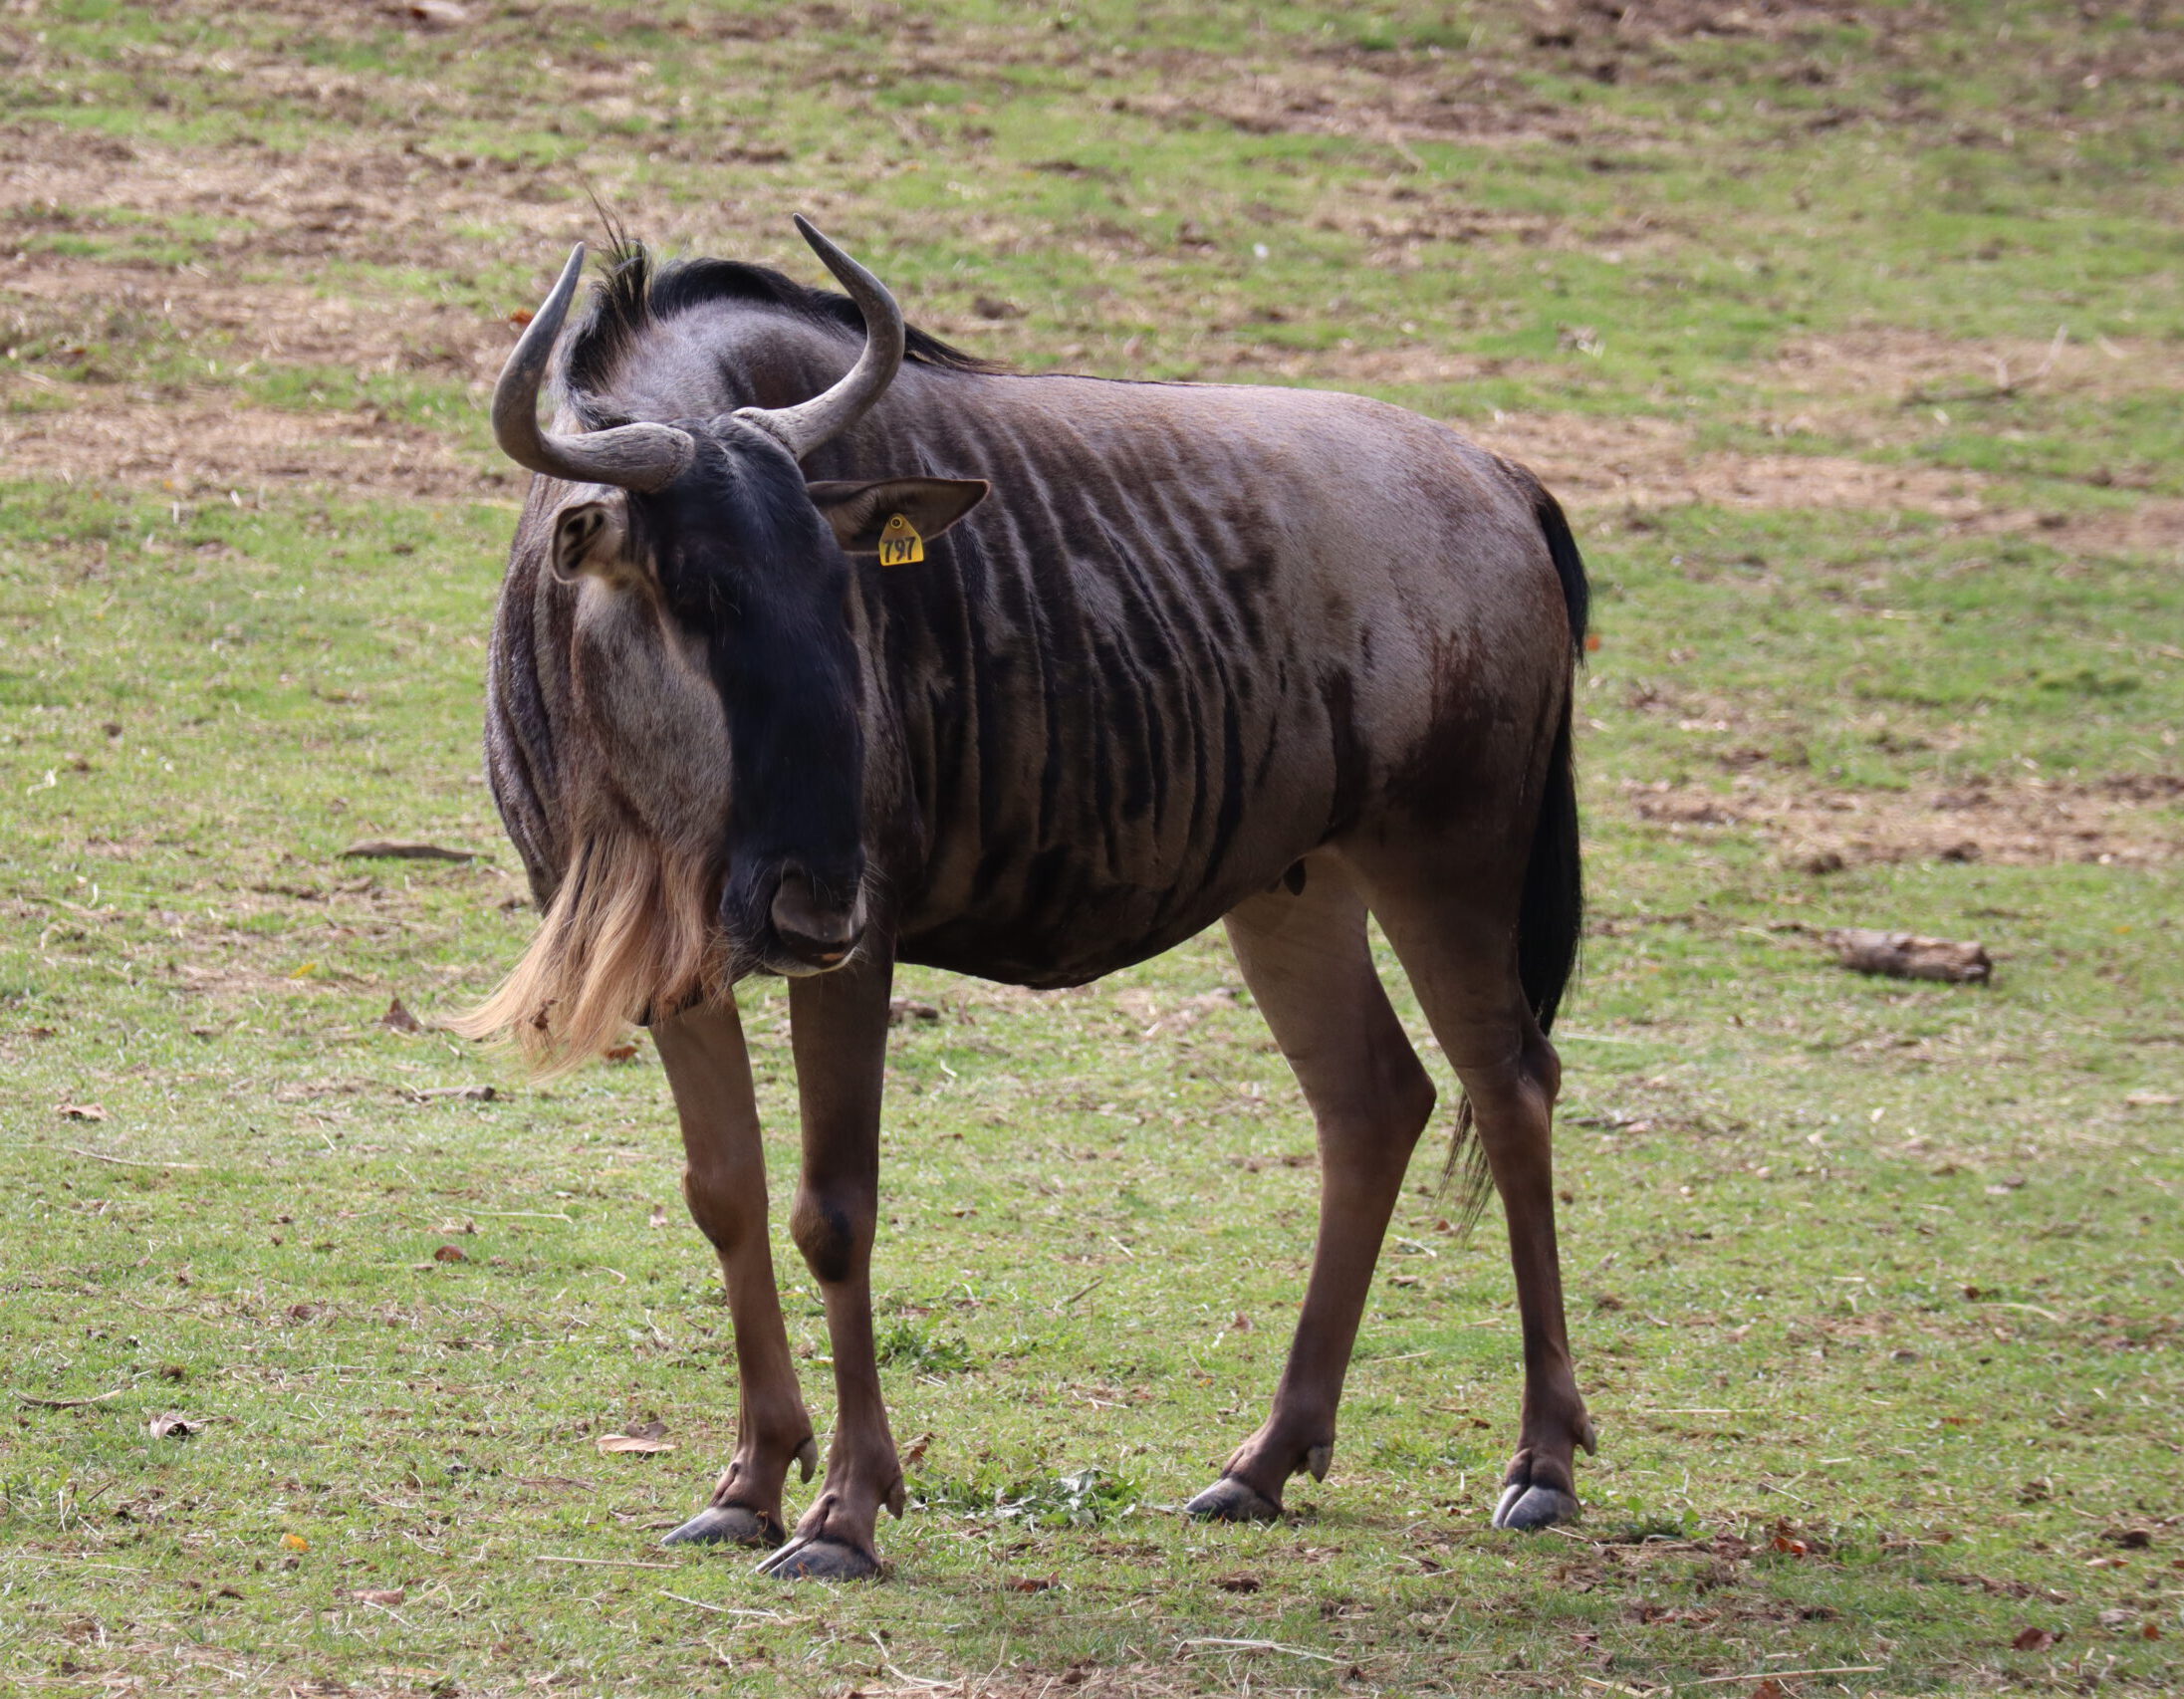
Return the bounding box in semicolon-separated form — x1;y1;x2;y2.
550;500;629;583
806;478;991;556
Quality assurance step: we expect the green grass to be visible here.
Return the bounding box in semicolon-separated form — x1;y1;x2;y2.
1;2;2180;1694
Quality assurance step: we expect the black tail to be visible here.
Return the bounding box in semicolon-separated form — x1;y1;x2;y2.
1520;484;1587;1035
1444;480;1588;1222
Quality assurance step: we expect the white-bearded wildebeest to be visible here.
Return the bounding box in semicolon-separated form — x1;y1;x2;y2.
456;219;1595;1579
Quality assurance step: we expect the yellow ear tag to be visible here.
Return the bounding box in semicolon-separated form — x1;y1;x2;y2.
876;512;924;567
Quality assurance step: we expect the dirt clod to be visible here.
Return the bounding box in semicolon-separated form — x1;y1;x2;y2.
1826;929;1992;984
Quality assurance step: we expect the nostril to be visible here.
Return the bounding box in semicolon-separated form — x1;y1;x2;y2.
769;866;859;958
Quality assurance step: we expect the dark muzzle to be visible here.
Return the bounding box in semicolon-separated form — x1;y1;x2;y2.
762;860;864;972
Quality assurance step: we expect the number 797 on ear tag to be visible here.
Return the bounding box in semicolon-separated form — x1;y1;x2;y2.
877;513;924;567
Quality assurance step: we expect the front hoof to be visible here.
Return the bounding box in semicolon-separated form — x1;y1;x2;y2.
1492;1481;1579;1531
663;1504;785;1550
1184;1475;1285;1524
755;1536;882;1581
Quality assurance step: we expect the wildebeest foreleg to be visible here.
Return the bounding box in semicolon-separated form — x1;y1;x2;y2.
1371;881;1595;1532
1185;865;1437;1523
756;953;903;1580
653;1002;818;1551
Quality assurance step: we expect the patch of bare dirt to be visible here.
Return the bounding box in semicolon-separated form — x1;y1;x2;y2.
1620;775;2184;867
0;253;516;383
1468;411;1990;518
1507;0;1924;45
1774;328;2184;407
0;385;499;499
1958;496;2184;560
1212;342;1515;389
0;129;581;278
1114;53;1631;153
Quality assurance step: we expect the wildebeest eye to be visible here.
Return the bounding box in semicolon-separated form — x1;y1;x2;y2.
550;500;631;584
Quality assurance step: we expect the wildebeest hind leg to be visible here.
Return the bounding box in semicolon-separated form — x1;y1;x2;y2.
1185;859;1437;1523
652;1003;818;1551
755;953;904;1581
1368;873;1595;1533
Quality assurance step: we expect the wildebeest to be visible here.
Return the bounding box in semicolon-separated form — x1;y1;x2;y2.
457;219;1594;1579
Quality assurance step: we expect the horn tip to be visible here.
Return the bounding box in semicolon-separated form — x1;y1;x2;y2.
792;213;839;261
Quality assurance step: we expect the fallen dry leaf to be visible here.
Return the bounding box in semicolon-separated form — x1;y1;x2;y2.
281;1533;310;1553
2011;1625;2062;1652
431;1245;467;1264
647;1204;667;1229
1214;1573;1262;1593
2123;1091;2179;1107
55;1102;108;1121
1751;1680;1789;1699
900;1431;933;1470
346;1586;405;1606
597;1418;674;1455
147;1411;200;1439
887;997;942;1026
287;1303;319;1321
16;1389;125;1409
378;997;425;1035
1005;1576;1059;1592
340;839;477;862
603;1042;639;1062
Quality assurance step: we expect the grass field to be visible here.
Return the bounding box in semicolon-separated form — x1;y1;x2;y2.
2;2;2180;1694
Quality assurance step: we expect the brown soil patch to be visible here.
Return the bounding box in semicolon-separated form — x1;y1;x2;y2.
0;130;572;280
0;253;515;384
0;385;500;500
1471;412;2184;553
1116;48;1634;153
1620;775;2184;868
1470;411;1989;518
1774;328;2184;408
1201;342;1514;390
1958;496;2184;560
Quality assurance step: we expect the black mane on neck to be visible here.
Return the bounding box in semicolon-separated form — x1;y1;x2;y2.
561;234;1002;423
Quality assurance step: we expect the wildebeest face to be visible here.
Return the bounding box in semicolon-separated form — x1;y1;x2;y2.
554;420;986;980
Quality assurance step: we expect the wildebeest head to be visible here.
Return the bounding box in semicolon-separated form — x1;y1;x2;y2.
458;221;986;1071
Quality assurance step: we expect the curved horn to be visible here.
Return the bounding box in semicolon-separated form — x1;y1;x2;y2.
492;243;696;493
734;215;906;462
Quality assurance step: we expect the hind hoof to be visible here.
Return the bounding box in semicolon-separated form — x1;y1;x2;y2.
1184;1476;1285;1524
755;1536;882;1581
663;1505;784;1550
1492;1482;1579;1531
